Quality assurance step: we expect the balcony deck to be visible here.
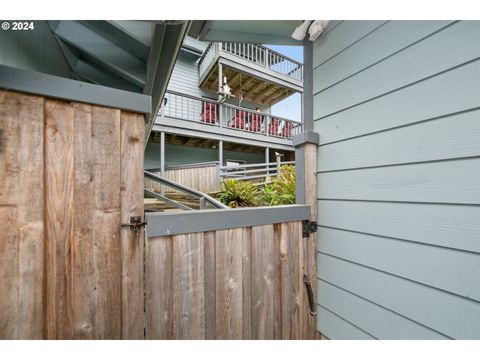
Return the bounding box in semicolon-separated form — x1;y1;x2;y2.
153;91;303;151
198;43;303;106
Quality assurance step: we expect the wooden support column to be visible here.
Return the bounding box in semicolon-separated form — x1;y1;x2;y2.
217;63;223;101
218;140;223;166
293;135;318;340
160;131;165;194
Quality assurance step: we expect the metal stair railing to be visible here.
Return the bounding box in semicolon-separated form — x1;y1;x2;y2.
144;170;228;210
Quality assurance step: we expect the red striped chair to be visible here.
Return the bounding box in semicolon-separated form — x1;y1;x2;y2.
200;102;218;124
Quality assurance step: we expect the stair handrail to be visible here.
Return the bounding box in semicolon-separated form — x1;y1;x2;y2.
144;170;228;210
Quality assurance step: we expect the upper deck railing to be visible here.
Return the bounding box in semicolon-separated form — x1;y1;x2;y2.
159;90;303;140
198;42;304;83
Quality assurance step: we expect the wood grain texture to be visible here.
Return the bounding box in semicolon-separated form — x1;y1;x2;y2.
146;236;173;339
215;228;243;339
44;99;75;339
303;143;318;339
279;222;301;339
145;220;312;339
120;111;145;339
203;231;216;339
251;224;277;339
0;91;44;339
173;232;206;339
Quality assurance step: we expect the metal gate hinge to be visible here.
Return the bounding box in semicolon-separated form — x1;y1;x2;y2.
121;216;147;233
302;220;317;238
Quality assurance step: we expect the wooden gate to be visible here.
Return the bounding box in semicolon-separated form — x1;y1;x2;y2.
145;207;318;340
0;90;145;339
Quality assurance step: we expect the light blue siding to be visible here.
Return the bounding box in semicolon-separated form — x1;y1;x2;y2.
313;20;480;339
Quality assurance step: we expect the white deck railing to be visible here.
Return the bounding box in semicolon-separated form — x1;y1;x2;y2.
160;90;303;140
198;42;304;83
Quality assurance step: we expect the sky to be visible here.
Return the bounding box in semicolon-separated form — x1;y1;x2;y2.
265;45;303;123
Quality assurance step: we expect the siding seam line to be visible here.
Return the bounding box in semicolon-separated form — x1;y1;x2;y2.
316;304;378;339
313;56;480;122
316;198;480;207
313;21;458;95
317;278;453;339
317;224;480;257
312;21;389;70
316;251;480;305
317;155;480;174
316;106;480;146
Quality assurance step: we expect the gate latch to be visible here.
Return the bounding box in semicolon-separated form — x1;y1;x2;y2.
121;216;147;233
302;220;318;238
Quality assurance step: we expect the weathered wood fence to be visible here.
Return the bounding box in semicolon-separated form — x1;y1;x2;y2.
145;162;218;194
0;90;145;339
145;206;317;340
1;90;317;340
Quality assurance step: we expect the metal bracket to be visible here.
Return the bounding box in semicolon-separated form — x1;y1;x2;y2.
121;216;147;234
303;274;317;316
302;220;317;238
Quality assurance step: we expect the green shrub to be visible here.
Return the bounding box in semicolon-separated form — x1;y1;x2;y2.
261;165;296;205
218;178;260;208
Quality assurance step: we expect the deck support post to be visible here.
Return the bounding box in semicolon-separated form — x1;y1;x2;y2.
217;140;224;191
218;63;223;101
289;39;319;339
160;131;165;194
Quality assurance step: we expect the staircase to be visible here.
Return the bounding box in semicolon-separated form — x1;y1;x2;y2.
144;170;227;212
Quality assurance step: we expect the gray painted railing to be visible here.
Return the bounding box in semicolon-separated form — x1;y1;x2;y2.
199;42;304;82
220;160;295;183
161;90;303;140
144;170;228;210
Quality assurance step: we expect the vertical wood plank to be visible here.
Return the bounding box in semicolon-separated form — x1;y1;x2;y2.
173;232;205;339
70;103;96;339
90;106;122;339
203;231;216;339
146;236;173;339
0;91;44;339
242;227;252;340
120;111;145;339
251;224;276;339
215;228;243;339
279;221;302;339
44;99;75;339
304;143;318;339
273;223;282;340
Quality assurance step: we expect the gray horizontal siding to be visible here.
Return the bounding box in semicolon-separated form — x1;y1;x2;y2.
317;254;480;339
314;20;480;339
167;53;204;98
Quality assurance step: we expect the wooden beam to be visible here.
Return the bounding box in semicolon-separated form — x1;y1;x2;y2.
250;84;278;103
245;81;267;99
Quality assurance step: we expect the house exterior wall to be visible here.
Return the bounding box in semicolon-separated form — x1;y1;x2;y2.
144;141;265;169
313;20;480;339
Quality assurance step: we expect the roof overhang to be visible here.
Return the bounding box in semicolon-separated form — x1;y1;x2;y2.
189;20;304;45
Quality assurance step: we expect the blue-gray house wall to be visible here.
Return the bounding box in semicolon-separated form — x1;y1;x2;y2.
313;20;480;339
145;141;264;169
